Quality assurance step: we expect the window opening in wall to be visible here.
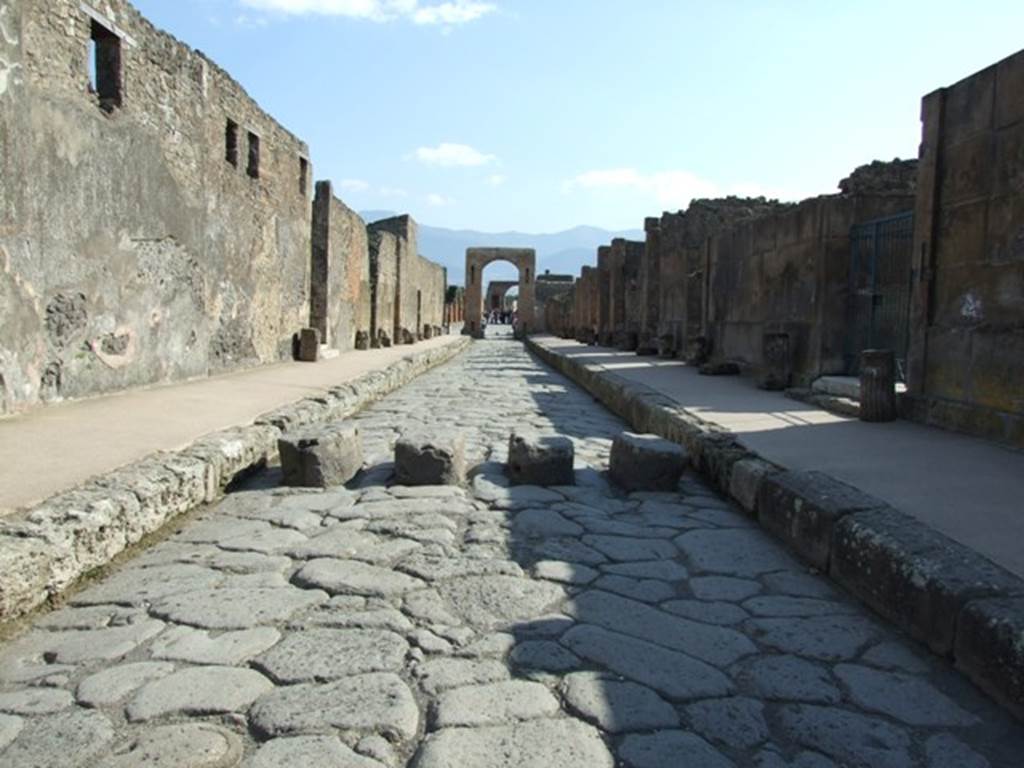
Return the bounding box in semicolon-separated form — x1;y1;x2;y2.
247;131;260;179
89;19;122;112
299;157;309;196
225;120;239;167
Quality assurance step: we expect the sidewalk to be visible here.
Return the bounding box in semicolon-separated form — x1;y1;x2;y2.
0;336;464;515
532;335;1024;578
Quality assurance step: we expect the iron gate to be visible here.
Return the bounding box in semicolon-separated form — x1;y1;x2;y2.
845;212;914;379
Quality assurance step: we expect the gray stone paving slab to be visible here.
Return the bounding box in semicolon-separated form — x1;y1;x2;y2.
690;575;762;602
685;696;769;749
150;626;281;665
745;615;882;661
663;599;748;625
561;624;734;700
413;658;510;695
291;559;426;597
567;590;757;667
75;662;175;708
1;708;114;768
582;534;677;561
562;671;678;733
151;587;327;629
70;564;223;606
253;628;407;683
433;575;564;629
432;680;559;727
740;655;841;704
249;673;419;742
619;730;734;768
249;735;386;768
925;734;991;768
411;719;614;768
0;687;73;715
126;666;273;721
601;559;689;581
834;663;979;726
531;560;599;584
0;713;24;751
104;723;243;767
675;529;799;576
776;704;913;768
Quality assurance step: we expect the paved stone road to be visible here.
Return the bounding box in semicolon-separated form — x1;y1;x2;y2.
1;339;1022;767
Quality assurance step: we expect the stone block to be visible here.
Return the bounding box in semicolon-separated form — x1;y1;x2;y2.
954;597;1024;720
507;431;575;486
609;432;687;492
279;422;363;488
297;328;320;362
728;457;778;516
829;508;1024;656
758;471;887;570
395;432;466;486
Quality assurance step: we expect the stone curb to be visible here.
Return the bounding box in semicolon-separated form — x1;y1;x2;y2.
526;337;1024;721
0;337;471;625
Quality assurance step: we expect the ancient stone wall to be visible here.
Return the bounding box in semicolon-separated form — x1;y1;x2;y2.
609;239;643;349
596;246;612;344
311;181;371;351
0;0;312;414
906;49;1024;447
706;192;914;383
368;229;399;347
534;272;574;333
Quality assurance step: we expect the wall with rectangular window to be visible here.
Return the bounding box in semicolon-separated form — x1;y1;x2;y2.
0;0;313;414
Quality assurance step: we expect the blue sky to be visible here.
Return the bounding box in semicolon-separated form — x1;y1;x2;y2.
135;0;1024;233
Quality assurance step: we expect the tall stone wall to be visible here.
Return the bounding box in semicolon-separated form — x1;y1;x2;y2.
368;229;399;347
906;49;1024;447
706;191;913;384
368;215;445;343
596;246;612;345
534;272;574;333
0;0;312;415
608;239;644;349
311;181;371;351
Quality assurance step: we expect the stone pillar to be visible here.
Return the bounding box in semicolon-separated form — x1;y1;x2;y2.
860;349;897;422
759;332;791;390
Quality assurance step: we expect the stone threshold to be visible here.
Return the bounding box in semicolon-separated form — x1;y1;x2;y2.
0;338;472;627
526;336;1024;722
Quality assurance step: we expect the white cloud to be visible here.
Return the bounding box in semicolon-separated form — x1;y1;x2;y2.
339;178;370;192
562;167;799;210
426;192;455;206
413;142;496;167
378;186;409;198
239;0;495;25
487;173;507;187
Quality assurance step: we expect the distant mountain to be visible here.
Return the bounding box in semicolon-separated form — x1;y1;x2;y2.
360;211;643;286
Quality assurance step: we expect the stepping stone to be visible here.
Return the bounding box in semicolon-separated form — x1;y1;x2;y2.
609;433;687;491
506;431;575;486
394;431;466;486
279;421;363;487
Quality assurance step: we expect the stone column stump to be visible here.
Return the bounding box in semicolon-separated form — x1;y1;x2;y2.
860;349;898;422
507;431;575;486
395;431;466;486
759;332;792;390
610;432;688;491
279;422;363;487
297;328;321;362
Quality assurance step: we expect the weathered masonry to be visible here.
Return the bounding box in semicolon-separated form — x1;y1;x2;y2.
0;0;448;415
904;48;1024;446
545;49;1024;448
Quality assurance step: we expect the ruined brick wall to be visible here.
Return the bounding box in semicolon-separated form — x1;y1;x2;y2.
410;253;446;336
906;49;1024;446
311;181;371;351
618;240;644;348
0;0;312;414
707;188;914;383
639;218;661;351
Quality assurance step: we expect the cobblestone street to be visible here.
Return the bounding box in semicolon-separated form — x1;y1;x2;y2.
1;339;1022;767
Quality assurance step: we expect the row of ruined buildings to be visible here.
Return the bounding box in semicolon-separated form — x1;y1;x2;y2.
544;48;1024;450
0;0;452;416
